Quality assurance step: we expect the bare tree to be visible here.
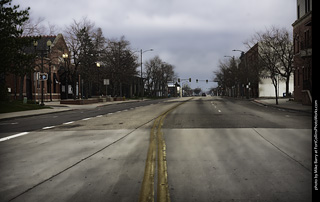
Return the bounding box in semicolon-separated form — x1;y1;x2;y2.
21;17;46;36
64;17;97;98
104;36;138;97
193;88;202;95
144;56;175;97
214;57;240;96
182;83;192;96
246;26;294;104
259;27;294;97
21;17;59;36
145;56;162;96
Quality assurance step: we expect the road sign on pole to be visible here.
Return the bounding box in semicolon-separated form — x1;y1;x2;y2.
39;73;48;81
103;79;110;86
104;79;109;99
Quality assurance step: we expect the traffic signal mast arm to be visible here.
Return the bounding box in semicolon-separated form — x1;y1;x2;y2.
196;79;212;83
178;78;191;82
177;78;214;83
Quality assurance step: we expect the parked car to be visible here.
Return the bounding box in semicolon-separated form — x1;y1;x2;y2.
202;93;206;96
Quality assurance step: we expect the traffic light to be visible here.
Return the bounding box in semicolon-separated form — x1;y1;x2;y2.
196;79;198;83
206;80;208;83
189;78;191;82
178;78;180;82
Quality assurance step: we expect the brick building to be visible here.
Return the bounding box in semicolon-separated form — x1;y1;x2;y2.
238;43;294;98
292;0;312;105
6;34;70;101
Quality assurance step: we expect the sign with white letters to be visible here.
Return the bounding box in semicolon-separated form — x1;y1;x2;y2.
104;79;110;85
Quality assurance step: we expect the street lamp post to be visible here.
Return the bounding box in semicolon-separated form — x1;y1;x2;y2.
224;55;238;97
140;49;153;99
48;60;52;101
33;39;52;106
62;53;68;99
233;49;248;99
96;62;101;96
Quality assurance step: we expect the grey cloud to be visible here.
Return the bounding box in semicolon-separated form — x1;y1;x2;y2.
13;0;295;89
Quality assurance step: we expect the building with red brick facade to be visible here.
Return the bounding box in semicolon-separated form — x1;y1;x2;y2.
6;34;70;102
238;43;294;99
292;0;312;105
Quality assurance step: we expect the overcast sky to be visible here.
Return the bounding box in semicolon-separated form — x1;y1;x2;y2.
13;0;296;91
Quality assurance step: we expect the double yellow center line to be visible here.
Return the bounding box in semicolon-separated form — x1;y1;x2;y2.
139;98;192;202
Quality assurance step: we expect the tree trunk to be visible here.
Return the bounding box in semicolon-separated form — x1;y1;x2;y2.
285;75;290;97
272;76;279;105
19;75;24;100
14;75;17;100
275;86;278;105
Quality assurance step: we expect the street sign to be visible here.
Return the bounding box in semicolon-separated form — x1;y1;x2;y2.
39;73;48;81
104;79;110;85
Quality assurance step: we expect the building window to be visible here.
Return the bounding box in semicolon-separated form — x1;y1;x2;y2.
305;0;311;13
297;68;300;86
297;5;300;19
296;35;300;53
305;30;310;49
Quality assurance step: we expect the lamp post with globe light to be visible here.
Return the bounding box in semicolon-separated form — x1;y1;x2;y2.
33;39;52;105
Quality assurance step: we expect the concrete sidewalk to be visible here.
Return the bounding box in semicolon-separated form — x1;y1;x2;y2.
0;99;146;121
253;98;312;114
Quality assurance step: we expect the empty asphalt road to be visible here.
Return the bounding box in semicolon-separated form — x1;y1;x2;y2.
0;97;312;201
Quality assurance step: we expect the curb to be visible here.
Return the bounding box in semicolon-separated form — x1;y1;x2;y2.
252;100;311;114
0;98;161;121
0;108;75;121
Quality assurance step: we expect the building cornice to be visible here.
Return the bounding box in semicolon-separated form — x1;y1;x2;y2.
292;11;312;27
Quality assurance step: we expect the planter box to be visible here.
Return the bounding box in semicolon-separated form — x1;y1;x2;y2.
106;97;114;102
60;99;100;105
114;97;125;101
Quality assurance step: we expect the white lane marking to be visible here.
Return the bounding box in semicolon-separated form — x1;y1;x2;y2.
0;132;29;142
115;111;121;113
107;113;113;115
0;122;18;126
96;115;103;117
218;110;221;113
42;126;55;130
63;121;74;125
82;118;91;121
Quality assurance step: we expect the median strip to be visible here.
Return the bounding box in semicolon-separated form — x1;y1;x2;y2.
139;98;192;202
